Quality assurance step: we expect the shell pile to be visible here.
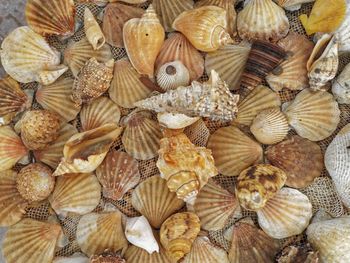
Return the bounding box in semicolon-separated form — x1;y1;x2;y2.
1;0;350;262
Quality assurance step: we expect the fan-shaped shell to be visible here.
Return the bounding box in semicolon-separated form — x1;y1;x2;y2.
276;0;315;11
156;60;190;91
207;126;263;176
124;243;174;263
257;187;313;239
84;7;105;50
332;62;350;104
283;88;340;141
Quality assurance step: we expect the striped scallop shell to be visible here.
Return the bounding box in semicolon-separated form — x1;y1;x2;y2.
49;173;101;216
156;60;190;91
257;187;313;239
125;243;174;263
207;126;263;176
283;88;340;141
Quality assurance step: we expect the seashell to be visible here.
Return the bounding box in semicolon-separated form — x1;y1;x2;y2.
207;126;263;176
123;5;165;78
153;0;194;32
20;109;61;150
131;176;184;229
276;0;315;11
332;62;350;104
0;126;28;171
236;164;287;211
333;5;350;53
257;187;312;239
54;255;89;263
3;218;63;263
64;38;113;77
157;113;199;129
172;6;233;52
160;212;200;261
250;107;289;145
76;211;128;256
241;40;287;89
0;170;28;226
135;70;239;121
102;3;144;47
157;132;218;204
125;216;159;254
237;0;289;42
205;43;251;90
36;64;69;85
114;0;147;3
266;135;323;188
156;60;190;91
96;150;140;201
53;124;123;176
25;0;75;37
0;26;63;84
155;32;204;81
84;8;105;50
283;88;340;141
90;252;126;263
276;243;319;263
266;32;314;91
49;173;101;216
191;179;241;231
125;242;174;263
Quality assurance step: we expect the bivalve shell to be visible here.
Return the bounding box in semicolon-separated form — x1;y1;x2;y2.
156;60;190;91
125;243;174;263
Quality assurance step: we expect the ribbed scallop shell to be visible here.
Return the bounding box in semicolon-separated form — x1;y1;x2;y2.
155;32;204;81
250;108;289;145
3;218;63;263
131;176;184;228
156;60;190;91
109;59;152;108
283;88;340;141
237;0;289;42
257;187;313;239
84;7;105;50
124;244;174;263
76;212;128;256
332;61;350;104
96;150;140;200
207;126;263;176
276;0;315;11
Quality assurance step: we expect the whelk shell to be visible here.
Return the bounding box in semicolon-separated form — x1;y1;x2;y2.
156;60;190;91
332;62;350;104
157;112;199;129
276;0;315;11
84;7;105;50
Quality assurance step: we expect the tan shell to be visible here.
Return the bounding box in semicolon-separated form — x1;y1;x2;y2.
172;6;233;52
123;5;165;78
90;252;126;263
36;65;69;86
53;255;89;263
25;0;75;36
96;150;140;200
84;7;105;50
157;113;199;129
257;187;312;238
156;60;190;91
207;126;263;176
266;135;323;188
276;0;315;11
276;244;319;263
160;212;200;261
125;243;174;263
332;61;350;104
283;88;340;141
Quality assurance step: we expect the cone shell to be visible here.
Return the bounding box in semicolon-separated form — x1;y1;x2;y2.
250;108;289;145
266;33;314;91
266;135;323;188
76;211;128;256
3;218;63;263
25;0;75;37
332;61;350;104
276;0;315;11
257;187;312;239
84;8;105;50
125;243;174;263
155;32;204;81
123;5;165;77
172;6;233;52
160;212;200;261
283;88;340;141
237;0;289;42
207;126;263;176
156;60;190;91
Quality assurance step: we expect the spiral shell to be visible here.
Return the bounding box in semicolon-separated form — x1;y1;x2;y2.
156;60;190;91
84;7;105;50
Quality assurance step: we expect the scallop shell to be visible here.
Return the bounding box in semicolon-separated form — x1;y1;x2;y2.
49;173;101;216
155;32;204;81
76;211;128;256
172;6;233;52
276;0;315;11
157;113;199;129
207;126;263;176
84;7;105;50
124;243;174;263
205;44;251;90
266;33;314;91
257;187;313;239
283;88;340;141
3;218;63;263
156;60;190;91
123;5;165;78
160;212;200;261
96;150;140;200
131;176;184;229
266;135;323;188
332;62;350;104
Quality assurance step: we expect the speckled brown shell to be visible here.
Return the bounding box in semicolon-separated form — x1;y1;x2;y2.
90;251;126;263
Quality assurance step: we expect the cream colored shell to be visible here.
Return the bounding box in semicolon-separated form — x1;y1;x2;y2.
156;60;190;91
84;7;105;50
332;61;350;104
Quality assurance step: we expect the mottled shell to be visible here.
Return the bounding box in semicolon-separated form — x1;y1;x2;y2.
156;60;190;91
160;212;200;261
157;113;199;129
172;6;233;52
125;243;174;263
276;0;315;11
332;62;350;104
276;244;319;263
266;135;323;188
257;187;312;239
90;252;126;263
25;0;75;36
96;150;140;200
283;88;340;141
131;176;184;228
84;7;105;50
207;126;263;176
123;5;165;77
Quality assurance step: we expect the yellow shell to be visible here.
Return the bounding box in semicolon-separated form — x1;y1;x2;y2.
84;7;105;50
125;242;174;263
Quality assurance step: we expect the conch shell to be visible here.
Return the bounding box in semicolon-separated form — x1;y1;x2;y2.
84;8;105;50
332;62;350;104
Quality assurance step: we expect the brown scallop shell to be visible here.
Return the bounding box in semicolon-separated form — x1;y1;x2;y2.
125;242;174;263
